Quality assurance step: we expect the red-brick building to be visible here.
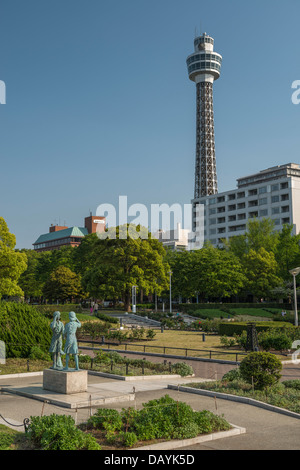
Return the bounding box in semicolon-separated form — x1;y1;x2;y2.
33;214;106;252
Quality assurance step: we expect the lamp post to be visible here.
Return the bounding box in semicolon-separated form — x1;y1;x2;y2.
132;286;137;314
289;267;300;327
168;271;173;314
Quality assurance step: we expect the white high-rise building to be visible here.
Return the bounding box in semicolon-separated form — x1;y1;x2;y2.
192;163;300;247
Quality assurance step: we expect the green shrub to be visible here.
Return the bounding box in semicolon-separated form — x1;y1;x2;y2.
146;329;156;339
0;432;16;450
171;362;194;377
119;431;138;448
239;351;282;390
0;302;52;358
282;379;300;390
222;368;242;382
219;321;295;337
87;408;123;432
28;414;101;450
258;329;292;351
29;346;51;361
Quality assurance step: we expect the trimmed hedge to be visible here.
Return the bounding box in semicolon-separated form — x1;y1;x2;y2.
0;301;52;358
179;302;291;313
219;321;295;337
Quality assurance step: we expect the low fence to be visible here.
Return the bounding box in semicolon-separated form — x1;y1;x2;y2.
77;339;247;363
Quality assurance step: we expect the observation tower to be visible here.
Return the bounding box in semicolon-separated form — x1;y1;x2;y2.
187;33;222;198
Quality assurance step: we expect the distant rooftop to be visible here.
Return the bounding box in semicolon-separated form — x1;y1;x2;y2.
33;226;88;246
237;163;300;188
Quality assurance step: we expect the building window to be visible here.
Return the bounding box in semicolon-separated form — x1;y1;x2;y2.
237;203;246;209
248;189;258;196
228;194;236;200
281;194;289;201
271;195;280;203
217;217;226;224
259;186;267;194
209;208;216;215
272;207;280;215
228;215;236;221
271;184;279;191
259;209;268;217
281;206;289;213
237;192;245;199
228;204;236;211
282;217;290;224
259;197;268;205
217;206;225;213
217;196;225;203
237;213;246;220
280;182;289;189
248;200;258;207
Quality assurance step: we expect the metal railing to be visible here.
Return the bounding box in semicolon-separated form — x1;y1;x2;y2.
77;339;247;363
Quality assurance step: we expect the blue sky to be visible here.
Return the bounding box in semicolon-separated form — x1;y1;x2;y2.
0;0;300;248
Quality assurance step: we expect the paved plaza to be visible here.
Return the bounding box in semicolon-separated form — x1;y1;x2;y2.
0;360;300;450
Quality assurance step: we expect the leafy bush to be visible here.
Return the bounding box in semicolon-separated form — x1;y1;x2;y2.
222;368;242;382
0;301;52;358
239;351;282;390
119;431;138;448
0;431;16;450
171;362;194;377
282;379;300;390
146;329;156;339
219;321;294;337
257;329;292;351
88;409;123;432
29;346;51;361
28;414;101;450
95;312;119;324
86;395;230;446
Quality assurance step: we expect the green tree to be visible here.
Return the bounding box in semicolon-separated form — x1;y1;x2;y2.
18;249;44;300
43;266;82;303
275;224;300;281
165;249;196;299
82;225;170;311
242;247;281;298
0;217;27;299
187;244;245;301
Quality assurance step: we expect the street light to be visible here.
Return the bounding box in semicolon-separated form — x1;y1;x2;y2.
168;271;173;314
132;286;137;314
289;267;300;327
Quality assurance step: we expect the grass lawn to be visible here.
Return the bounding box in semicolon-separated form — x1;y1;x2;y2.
98;329;245;361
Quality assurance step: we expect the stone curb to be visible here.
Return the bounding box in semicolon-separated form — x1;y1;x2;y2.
132;423;246;450
167;384;300;420
88;370;184;381
0;371;43;380
0;370;186;382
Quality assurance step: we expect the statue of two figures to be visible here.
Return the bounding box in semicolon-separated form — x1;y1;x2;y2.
49;311;81;371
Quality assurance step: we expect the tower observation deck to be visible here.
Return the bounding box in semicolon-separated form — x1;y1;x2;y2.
187;33;222;198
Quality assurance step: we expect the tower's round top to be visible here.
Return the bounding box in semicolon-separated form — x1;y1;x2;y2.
194;33;214;52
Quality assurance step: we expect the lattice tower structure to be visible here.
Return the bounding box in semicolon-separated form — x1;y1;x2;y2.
187;33;222;198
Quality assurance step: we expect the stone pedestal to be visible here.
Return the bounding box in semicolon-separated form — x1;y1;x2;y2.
43;369;88;395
